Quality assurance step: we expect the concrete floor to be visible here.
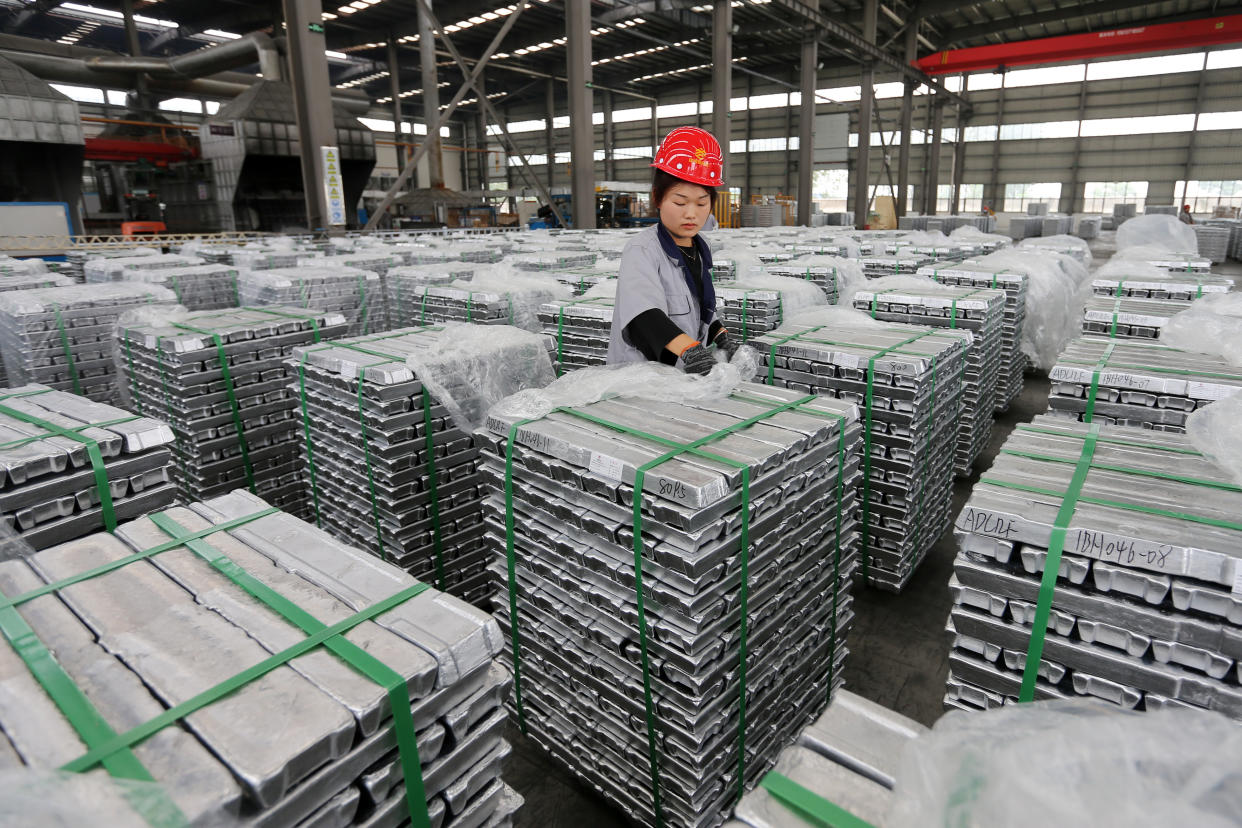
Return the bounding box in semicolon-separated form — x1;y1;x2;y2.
504;232;1240;824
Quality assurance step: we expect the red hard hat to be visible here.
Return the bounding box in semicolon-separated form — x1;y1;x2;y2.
651;126;724;187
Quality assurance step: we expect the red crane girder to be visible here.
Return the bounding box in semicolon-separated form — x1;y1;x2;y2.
915;14;1242;75
84;137;199;164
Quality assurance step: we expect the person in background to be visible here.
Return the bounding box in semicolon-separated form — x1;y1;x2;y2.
608;127;735;374
1179;204;1195;224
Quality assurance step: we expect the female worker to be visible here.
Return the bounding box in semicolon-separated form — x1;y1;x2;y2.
607;127;737;374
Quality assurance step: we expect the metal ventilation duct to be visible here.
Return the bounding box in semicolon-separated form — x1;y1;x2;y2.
200;80;375;232
0;54;83;230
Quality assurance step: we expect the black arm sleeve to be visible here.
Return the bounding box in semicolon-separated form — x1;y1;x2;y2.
625;308;684;366
707;319;725;344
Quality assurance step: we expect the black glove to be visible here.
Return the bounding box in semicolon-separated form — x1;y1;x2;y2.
713;329;738;360
679;343;717;376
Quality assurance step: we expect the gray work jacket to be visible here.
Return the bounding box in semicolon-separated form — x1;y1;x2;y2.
607;223;716;366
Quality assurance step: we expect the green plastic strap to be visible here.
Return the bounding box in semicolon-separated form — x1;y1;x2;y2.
466;292;473;323
0;589;188;827
0;414;139;451
232;272;240;306
909;355;938;560
123;332;144;416
1109;296;1122;338
556;305;566;376
1114;278;1125;298
356;274;370;334
861;331;938;579
357;380;388;561
1013;423;1203;456
507;295;514;326
169;323;256;492
1082;341;1116;423
61;580;431;775
297;353;324;527
52;304;83;396
761;771;876;828
1019;422;1100;702
169;274;183;304
1001;444;1242;492
0;401;117;531
146;512;432;828
0;506;281;611
741;291;750;342
420;287;429;324
502;421;531;734
420;390;446;589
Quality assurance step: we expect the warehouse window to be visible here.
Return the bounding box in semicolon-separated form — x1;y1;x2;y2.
1086;53;1205;81
1082;181;1149;213
1003;183;1062;212
1175;180;1242;213
998;121;1079;140
1197;111;1242;131
871;184;915;206
50;83;105;104
813;169;850;211
158;98;203;114
957;184;984;212
1003;64;1086;89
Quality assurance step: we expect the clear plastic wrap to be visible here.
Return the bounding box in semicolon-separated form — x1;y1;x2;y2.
1093;257;1176;283
1160;292;1242;366
714;272;829;342
394;268;570;333
0;256;49;276
887;700;1242;828
406;322;557;432
1186;389;1242;486
1017;234;1094;266
967;249;1088;370
236;266;382;336
111;264;241;311
83;254;204;283
949;225;1012;248
491;344;759;423
0;283;178;402
0;769;169;828
777;304;896;332
767;255;866;306
1116;213;1199;253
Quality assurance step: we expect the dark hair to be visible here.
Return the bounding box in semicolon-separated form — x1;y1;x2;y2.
652;168;717;210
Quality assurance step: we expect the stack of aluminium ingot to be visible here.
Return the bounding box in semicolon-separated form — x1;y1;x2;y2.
1047;337;1242;431
82;254;204;283
112;264;242;311
726;690;927;828
388;282;550;329
919;264;1029;413
237;267;383;337
1143;253;1212;274
860;255;934;278
65;247;160;282
116;306;349;517
0;270;73;388
1081;296;1187;340
553;269;617;297
765;264;844;304
0;488;521;827
222;248;307;270
752;322;968;591
714;282;788;344
1089;271;1234;300
508;252;597;271
537;296;613;373
0;283;176;403
0;384;175;549
385;264;485;329
477;380;863;827
288;327;548;605
852;286;1005;477
944;415;1242;717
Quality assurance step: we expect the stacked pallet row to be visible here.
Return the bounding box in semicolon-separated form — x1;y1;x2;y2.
0;270;73;388
920;265;1029;413
752;322;969;591
765;262;848;305
553;269;617;297
385;264;484;329
0;489;521;827
726;691;927;828
0;385;176;548
538;296;614;374
83;254;204;283
309;253;402;326
237;267;383;337
715;283;787;345
288;327;552;605
860;255;933;278
509;252;597;272
852;286;1006;476
478;381;863;827
0;283;176;403
945;415;1242;717
385;278;565;333
1047;338;1242;430
116;306;349;518
1081;295;1187;340
1191;225;1231;264
1090;270;1234;301
90;263;242;311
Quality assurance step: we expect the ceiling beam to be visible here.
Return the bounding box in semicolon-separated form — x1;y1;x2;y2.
941;0;1162;44
4;0;66;34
